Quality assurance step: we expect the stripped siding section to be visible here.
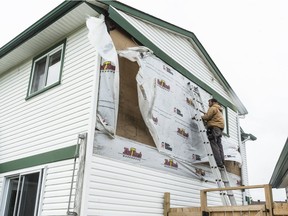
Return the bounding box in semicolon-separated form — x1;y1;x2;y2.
115;9;232;102
0;26;95;164
87;155;242;216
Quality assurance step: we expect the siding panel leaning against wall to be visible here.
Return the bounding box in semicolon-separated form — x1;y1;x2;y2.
87;156;242;216
0;26;95;164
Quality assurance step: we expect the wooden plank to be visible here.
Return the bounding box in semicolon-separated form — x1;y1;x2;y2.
254;208;264;216
264;185;273;216
169;212;202;216
206;205;265;212
200;190;207;212
170;208;201;212
201;184;268;193
165;185;280;216
273;203;288;215
164;192;170;216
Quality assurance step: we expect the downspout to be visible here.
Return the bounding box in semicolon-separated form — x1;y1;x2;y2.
241;135;252;205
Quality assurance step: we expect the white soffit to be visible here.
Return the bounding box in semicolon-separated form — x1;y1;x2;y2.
0;3;99;74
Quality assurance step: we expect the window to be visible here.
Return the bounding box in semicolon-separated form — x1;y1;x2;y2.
2;171;43;216
220;104;228;135
27;41;65;97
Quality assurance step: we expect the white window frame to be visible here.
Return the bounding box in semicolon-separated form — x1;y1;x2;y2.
220;104;228;135
27;40;66;98
0;169;43;216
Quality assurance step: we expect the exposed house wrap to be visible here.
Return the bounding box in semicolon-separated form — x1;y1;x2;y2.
118;47;242;165
86;16;241;169
87;16;119;136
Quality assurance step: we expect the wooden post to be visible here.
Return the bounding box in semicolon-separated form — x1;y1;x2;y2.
264;184;273;216
164;192;170;216
200;190;207;213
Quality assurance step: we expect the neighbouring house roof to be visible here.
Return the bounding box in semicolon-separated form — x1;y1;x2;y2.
0;0;247;115
270;137;288;188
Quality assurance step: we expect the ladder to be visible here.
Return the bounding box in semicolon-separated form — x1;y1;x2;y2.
188;82;237;206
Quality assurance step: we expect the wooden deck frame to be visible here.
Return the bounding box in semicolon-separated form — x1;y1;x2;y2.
164;184;288;216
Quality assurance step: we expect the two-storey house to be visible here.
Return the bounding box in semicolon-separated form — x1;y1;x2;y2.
0;1;252;215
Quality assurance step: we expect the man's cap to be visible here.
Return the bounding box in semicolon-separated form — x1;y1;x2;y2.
209;98;218;103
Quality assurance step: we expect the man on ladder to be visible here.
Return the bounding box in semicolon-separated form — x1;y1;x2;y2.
201;98;225;168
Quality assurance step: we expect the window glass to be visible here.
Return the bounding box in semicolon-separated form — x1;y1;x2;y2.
4;177;19;216
31;57;46;94
3;172;42;216
46;50;62;86
220;105;228;134
18;173;40;216
28;42;64;97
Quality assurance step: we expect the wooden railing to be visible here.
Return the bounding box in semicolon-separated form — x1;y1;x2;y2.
164;184;288;216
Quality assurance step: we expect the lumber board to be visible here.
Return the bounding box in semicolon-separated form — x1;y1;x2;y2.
206;205;265;212
273;202;288;215
164;193;170;216
201;184;268;192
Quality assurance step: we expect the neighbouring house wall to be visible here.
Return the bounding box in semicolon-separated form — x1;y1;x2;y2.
0;26;96;164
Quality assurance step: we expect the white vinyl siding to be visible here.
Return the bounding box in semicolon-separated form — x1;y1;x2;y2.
0;3;99;74
41;159;78;216
87;155;242;216
115;9;232;104
227;108;240;144
0;159;78;216
0;26;96;164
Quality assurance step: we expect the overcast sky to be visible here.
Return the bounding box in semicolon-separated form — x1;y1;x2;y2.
0;0;287;201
